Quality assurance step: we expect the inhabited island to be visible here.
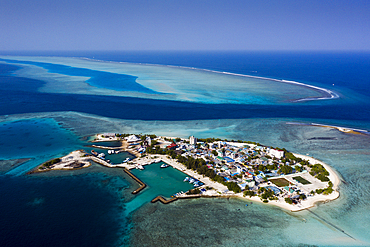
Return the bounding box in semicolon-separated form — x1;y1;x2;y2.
29;132;340;212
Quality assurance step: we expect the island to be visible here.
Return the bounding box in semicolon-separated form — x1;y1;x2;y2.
29;133;340;212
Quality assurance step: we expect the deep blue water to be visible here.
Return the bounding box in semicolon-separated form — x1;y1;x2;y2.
0;174;126;247
1;51;369;123
1;51;370;246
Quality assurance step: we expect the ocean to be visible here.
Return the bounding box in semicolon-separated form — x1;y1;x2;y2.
0;51;369;246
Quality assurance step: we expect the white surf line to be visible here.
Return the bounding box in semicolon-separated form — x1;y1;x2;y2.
310;123;369;133
80;57;340;102
286;122;369;134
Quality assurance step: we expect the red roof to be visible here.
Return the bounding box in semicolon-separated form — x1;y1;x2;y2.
167;143;177;149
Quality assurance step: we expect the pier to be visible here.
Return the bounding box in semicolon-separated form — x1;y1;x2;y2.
123;168;147;194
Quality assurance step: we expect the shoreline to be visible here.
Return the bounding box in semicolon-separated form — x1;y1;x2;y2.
147;153;341;212
28;134;342;212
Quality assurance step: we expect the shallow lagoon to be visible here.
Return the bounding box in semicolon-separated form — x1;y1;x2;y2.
0;56;332;104
1;112;369;246
1;52;370;246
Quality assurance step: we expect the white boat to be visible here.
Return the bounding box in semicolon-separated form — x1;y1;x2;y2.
136;164;144;170
123;157;130;163
189;178;195;183
97;153;105;159
184;177;189;182
160;164;170;168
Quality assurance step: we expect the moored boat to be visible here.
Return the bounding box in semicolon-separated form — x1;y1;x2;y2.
136;164;144;170
184;177;190;182
160;164;170;168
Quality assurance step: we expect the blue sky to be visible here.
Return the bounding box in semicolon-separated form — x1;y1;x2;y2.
0;0;369;51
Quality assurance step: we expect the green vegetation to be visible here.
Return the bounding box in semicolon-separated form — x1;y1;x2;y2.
285;197;293;204
293;176;311;185
41;158;61;168
225;182;241;193
294;165;303;172
258;187;278;201
309;163;330;182
278;165;292;175
269;178;290;187
243;190;255;198
316;181;334;195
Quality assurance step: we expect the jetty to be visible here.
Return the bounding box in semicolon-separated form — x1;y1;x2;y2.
123;168;147;194
151;196;178;204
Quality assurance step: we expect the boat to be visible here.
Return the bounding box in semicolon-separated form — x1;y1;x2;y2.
189;178;195;183
160;164;170;168
91;150;98;156
183;177;189;182
136;164;144;170
123;157;130;163
97;153;105;159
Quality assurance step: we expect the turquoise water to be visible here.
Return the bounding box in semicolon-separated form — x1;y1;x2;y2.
44;111;370;246
89;140;123;147
85;147;136;164
1;51;370;246
1;56;332;105
126;161;194;215
0;118;83;175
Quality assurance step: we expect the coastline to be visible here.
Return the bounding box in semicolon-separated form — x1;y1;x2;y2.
146;153;341;212
28;134;342;213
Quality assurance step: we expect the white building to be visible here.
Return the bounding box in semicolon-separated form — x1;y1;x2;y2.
269;149;285;159
189;136;197;145
145;136;151;146
125;135;141;143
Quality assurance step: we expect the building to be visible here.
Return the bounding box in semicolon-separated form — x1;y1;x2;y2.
189;136;197;145
125;135;141;143
143;136;151;146
269;149;285;159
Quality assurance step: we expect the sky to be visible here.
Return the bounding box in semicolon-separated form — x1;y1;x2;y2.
0;0;369;51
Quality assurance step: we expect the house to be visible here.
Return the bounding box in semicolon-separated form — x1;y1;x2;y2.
167;143;177;150
238;183;248;190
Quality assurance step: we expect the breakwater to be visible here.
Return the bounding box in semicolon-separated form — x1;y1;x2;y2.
151;196;178;204
123;168;147;194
